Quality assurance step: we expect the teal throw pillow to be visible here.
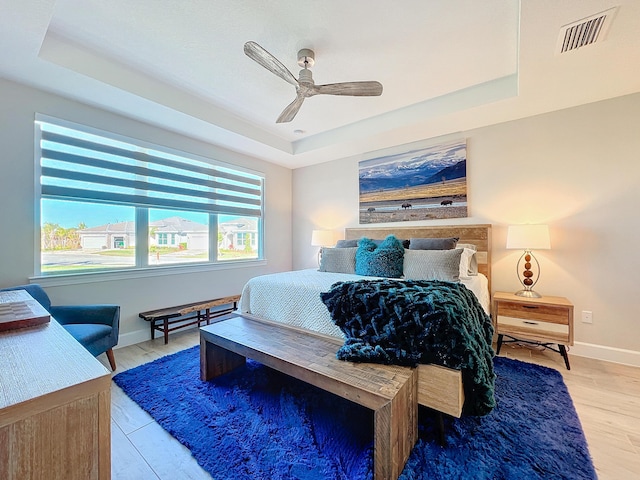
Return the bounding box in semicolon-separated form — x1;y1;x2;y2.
355;235;404;278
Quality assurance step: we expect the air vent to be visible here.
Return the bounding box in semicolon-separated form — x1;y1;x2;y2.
556;7;618;54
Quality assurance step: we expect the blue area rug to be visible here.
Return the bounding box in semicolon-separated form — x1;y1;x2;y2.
114;347;596;479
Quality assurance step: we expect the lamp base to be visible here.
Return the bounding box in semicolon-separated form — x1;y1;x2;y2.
514;289;542;298
514;249;543;299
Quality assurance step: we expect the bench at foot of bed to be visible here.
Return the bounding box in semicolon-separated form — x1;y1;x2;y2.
415;363;464;418
200;313;418;480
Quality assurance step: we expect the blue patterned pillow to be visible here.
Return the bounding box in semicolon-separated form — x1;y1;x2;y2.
355;235;404;278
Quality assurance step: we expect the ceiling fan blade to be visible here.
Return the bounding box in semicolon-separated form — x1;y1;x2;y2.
244;41;298;87
313;81;383;96
276;95;305;123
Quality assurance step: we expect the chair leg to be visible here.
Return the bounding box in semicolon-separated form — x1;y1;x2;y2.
106;348;117;371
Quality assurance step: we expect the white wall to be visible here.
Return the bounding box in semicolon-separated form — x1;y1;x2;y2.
293;93;640;365
0;78;292;346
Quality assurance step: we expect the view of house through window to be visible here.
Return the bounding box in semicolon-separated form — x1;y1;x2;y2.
41;199;136;273
149;209;209;266
40;203;261;272
37;116;264;275
217;215;259;261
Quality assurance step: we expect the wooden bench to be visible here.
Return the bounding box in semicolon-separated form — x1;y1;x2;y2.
139;295;240;344
200;313;418;480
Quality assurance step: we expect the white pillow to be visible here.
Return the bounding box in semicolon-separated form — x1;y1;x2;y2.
458;247;478;279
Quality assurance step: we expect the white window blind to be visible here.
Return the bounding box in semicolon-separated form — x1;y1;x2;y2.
38;121;263;217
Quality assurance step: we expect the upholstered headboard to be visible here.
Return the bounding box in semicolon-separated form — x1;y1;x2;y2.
344;224;492;292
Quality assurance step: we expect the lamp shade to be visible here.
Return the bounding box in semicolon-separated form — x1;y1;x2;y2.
311;230;334;247
506;225;551;250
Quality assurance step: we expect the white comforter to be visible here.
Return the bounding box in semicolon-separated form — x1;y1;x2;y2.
239;269;490;338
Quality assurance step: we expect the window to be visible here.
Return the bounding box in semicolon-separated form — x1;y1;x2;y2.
36;116;264;276
218;216;259;261
41;199;136;272
149;208;209;266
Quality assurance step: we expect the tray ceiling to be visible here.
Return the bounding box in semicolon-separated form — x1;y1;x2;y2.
2;1;640;168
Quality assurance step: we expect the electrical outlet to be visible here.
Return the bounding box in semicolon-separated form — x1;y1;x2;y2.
581;310;593;324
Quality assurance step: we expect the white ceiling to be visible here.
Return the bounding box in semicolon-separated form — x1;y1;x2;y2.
2;0;640;168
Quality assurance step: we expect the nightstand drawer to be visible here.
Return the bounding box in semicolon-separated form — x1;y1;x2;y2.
497;315;570;343
496;301;570;325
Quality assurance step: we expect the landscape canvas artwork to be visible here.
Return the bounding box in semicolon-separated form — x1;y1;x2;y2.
359;140;467;224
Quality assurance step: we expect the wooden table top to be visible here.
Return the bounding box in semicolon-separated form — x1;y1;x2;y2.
0;319;109;411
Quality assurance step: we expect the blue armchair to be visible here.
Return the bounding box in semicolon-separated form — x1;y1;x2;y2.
0;284;120;370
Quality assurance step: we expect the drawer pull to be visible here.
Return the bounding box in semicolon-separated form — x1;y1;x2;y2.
523;321;539;325
522;305;538;309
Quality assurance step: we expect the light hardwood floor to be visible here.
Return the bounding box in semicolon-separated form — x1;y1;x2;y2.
99;329;640;480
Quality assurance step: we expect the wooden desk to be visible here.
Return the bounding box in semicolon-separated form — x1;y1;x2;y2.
0;319;111;479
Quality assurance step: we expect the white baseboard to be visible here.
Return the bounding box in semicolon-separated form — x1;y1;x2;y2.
116;329;151;349
570;342;640;368
115;324;201;349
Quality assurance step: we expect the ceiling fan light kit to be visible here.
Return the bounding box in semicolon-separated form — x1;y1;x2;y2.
244;41;383;123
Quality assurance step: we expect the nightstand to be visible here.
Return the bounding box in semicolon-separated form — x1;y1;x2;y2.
492;292;574;370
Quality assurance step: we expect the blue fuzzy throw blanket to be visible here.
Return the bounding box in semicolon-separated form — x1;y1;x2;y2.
320;279;496;416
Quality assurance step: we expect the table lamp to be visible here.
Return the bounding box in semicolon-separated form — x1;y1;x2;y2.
311;230;334;266
506;225;551;298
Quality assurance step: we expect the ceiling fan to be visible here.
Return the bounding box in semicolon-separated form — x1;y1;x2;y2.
243;41;383;123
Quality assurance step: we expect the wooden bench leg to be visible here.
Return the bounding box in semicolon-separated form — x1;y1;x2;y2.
200;337;246;381
373;368;418;480
436;412;446;446
163;318;169;344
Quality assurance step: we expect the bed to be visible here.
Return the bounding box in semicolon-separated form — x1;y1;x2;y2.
239;224;493;417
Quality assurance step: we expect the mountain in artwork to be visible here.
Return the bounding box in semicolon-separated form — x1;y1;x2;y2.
359;159;466;193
